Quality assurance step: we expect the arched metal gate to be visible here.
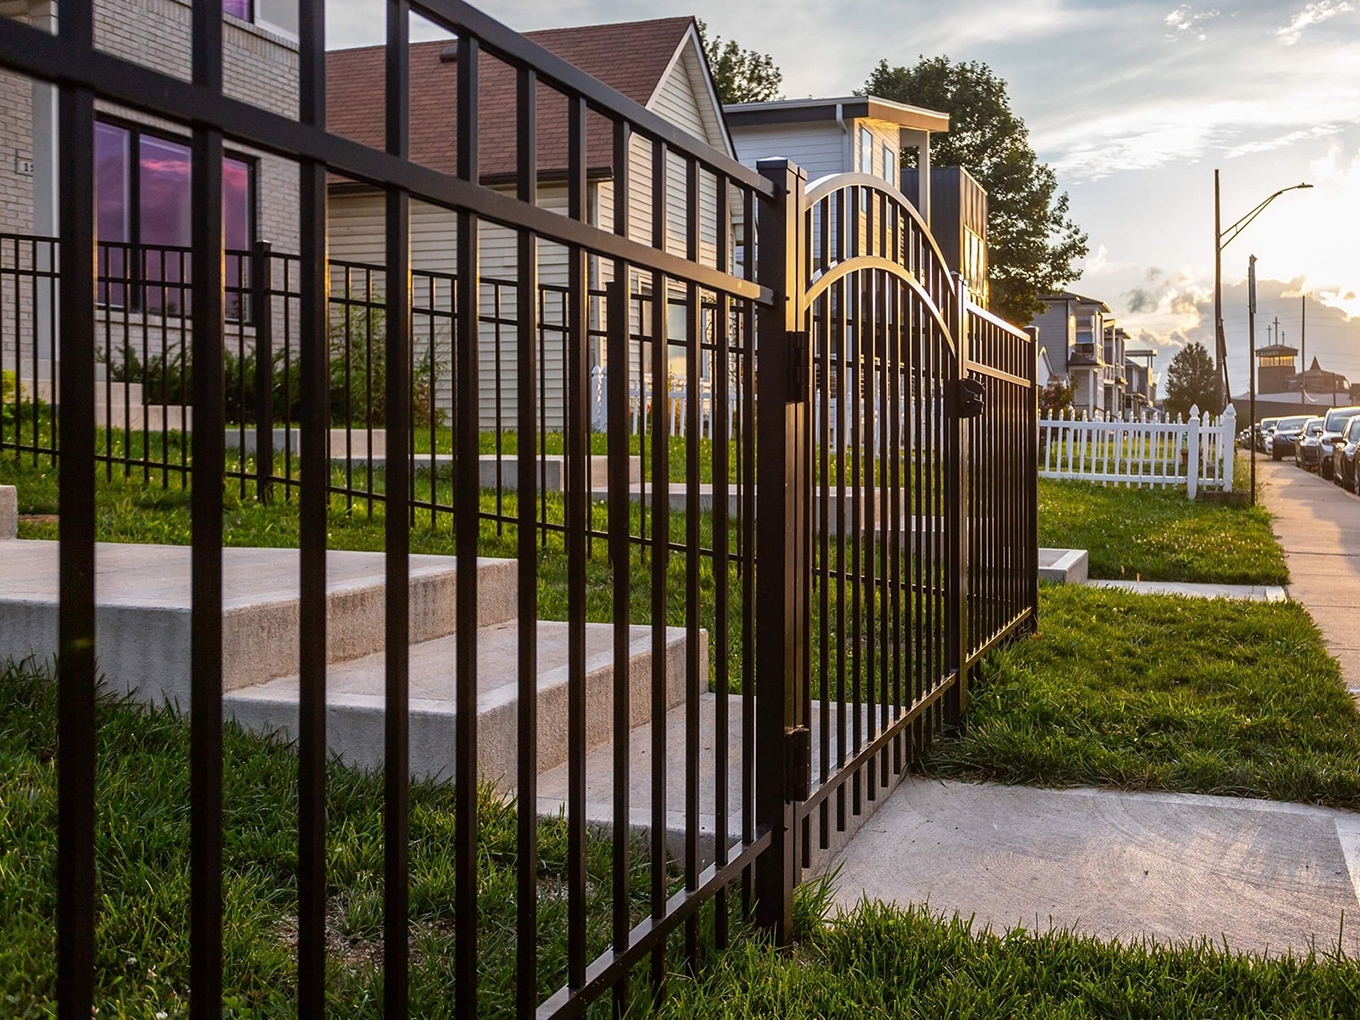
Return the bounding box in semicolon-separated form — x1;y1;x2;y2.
0;1;1035;1014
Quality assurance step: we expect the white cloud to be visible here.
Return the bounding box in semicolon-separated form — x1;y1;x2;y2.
1278;1;1355;45
1165;4;1220;42
1222;125;1342;158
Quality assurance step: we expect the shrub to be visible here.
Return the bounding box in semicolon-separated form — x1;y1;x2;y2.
96;310;446;429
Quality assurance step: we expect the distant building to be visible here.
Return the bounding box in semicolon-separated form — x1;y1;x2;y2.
1029;292;1125;415
724;96;989;303
1287;355;1349;398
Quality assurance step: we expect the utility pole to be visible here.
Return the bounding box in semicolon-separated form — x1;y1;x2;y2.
1249;255;1258;505
1214;170;1227;405
1301;294;1306;405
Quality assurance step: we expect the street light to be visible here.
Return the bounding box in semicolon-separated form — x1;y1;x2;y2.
1214;172;1312;406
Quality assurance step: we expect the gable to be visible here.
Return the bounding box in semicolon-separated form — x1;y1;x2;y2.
326;17;699;182
647;26;732;155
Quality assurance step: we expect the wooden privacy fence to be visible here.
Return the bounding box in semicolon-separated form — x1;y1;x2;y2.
1038;404;1237;498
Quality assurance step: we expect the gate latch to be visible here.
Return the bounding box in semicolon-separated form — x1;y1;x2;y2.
788;330;809;402
785;725;811;801
949;375;986;419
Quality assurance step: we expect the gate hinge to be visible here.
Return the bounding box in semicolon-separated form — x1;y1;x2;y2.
948;375;986;419
788;330;809;402
785;725;811;801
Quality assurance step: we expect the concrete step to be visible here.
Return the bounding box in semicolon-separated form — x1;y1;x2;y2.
224;618;698;788
0;541;516;708
536;692;911;877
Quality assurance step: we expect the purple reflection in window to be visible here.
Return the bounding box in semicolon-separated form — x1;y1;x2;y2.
223;0;251;20
224;157;250;251
224;157;251;320
95;123;130;306
95;122;129;243
139;135;191;248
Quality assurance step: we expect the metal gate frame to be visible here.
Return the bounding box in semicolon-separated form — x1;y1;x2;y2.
0;1;1036;1013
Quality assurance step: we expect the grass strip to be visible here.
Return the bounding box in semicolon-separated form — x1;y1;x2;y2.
656;897;1360;1019
1038;478;1288;586
923;584;1360;806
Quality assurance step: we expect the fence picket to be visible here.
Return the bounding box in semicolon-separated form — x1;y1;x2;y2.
1038;405;1235;497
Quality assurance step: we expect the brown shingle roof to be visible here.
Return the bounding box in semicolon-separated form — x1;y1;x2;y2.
326;17;695;183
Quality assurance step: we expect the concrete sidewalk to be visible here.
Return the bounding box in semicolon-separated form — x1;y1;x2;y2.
1258;460;1360;693
830;778;1360;957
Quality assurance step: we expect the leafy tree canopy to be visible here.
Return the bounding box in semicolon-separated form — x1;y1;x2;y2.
863;57;1088;326
1163;341;1222;418
697;20;782;105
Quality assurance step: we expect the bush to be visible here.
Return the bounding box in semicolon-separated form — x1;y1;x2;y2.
97;310;446;429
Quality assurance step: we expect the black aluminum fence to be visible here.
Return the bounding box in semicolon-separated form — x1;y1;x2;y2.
0;1;1035;1015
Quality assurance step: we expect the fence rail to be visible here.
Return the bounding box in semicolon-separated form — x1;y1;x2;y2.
0;1;1038;1013
1038;404;1236;498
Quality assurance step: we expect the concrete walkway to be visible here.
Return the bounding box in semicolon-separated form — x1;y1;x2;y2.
830;778;1360;957
1088;579;1287;601
1258;460;1360;694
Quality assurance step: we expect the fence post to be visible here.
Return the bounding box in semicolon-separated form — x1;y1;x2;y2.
1221;404;1236;493
754;157;807;944
251;239;274;503
1186;404;1200;500
945;275;969;733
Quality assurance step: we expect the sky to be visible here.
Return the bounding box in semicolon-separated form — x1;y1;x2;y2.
325;0;1360;396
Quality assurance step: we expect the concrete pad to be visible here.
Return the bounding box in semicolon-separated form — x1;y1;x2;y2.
225;620;701;788
538;692;913;873
1039;548;1088;584
830;778;1360;957
1259;461;1360;689
0;485;15;540
1088;579;1287;601
0;540;516;705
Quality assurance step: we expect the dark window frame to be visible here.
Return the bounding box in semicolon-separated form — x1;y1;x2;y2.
96;114;258;320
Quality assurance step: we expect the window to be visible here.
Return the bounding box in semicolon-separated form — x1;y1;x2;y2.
859;127;874;176
94;119;254;317
223;0;251;18
883;143;896;188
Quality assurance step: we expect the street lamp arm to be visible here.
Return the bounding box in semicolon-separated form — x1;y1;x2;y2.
1220;183;1312;249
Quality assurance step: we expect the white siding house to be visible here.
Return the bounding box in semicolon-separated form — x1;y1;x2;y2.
326;18;733;429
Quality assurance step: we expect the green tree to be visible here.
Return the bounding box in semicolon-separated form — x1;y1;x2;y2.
863;57;1088;326
1162;341;1221;418
696;20;782;105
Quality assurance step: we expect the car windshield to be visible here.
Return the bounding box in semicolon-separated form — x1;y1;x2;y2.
1305;419;1325;435
1278;416;1310;431
1324;407;1360;431
1261;418;1280;431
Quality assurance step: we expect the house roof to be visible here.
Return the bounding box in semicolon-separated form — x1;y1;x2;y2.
724;96;950;134
723;95;949;134
326;17;699;184
1041;291;1113;314
1256;344;1297;357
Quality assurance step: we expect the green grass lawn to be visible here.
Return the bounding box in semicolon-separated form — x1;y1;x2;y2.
656;899;1360;1019
1038;478;1288;585
923;584;1360;806
0;659;672;1016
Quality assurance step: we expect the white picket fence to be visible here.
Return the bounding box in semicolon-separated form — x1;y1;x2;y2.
590;366;738;438
1039;404;1236;498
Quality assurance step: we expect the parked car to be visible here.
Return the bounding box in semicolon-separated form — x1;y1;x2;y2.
1295;417;1326;470
1256;417;1280;452
1270;414;1312;460
1336;417;1360;491
1318;405;1360;480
